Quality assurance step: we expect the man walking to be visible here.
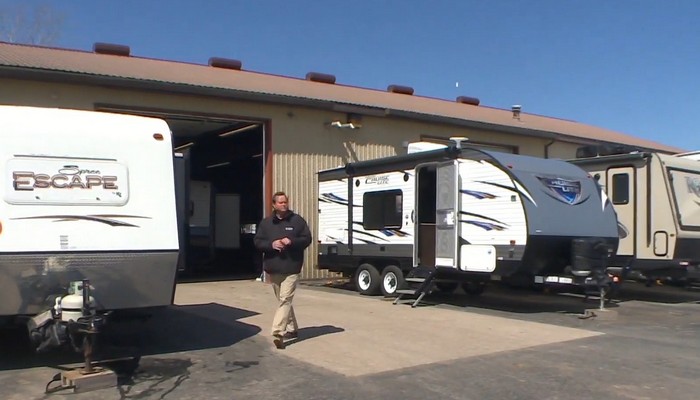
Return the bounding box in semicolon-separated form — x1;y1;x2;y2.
254;191;312;349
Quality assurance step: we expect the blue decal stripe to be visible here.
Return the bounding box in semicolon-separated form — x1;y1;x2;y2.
461;189;497;199
348;228;390;241
461;220;507;231
459;211;509;226
536;176;585;205
476;181;519;194
379;229;412;237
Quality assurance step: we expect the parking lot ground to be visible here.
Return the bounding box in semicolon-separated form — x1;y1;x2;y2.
1;279;699;399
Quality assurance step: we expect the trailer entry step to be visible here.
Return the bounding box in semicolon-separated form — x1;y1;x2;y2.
393;268;439;308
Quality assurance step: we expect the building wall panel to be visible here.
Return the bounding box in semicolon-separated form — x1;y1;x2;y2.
0;78;591;279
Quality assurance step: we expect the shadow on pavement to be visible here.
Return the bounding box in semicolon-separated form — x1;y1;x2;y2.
284;325;344;347
611;281;700;304
0;302;261;372
309;279;700;314
308;280;600;314
176;272;259;284
423;286;604;314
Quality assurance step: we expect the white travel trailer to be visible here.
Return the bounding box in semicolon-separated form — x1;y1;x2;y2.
675;151;700;161
571;147;700;284
0;106;179;326
317;141;619;298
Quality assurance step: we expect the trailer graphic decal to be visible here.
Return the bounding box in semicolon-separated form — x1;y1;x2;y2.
323;235;344;244
476;180;536;205
461;220;507;231
617;222;629;239
379;229;411;237
344;223;411;243
461;189;497;199
11;214;150;227
319;193;361;207
6;157;129;205
537;176;588;205
319;193;348;205
364;175;390;185
459;211;509;231
351;223;390;242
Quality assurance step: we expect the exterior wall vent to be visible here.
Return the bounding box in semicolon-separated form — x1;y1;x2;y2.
208;57;242;70
305;72;336;84
93;42;130;57
387;85;414;95
456;96;480;106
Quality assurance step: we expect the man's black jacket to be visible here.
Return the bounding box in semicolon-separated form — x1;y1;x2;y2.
254;211;312;275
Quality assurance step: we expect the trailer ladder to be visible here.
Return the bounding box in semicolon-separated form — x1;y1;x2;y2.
393;266;438;308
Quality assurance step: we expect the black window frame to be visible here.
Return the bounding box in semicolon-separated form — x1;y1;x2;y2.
362;189;403;230
611;173;630;205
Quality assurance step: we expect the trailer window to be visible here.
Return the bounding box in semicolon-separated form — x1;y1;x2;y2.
363;189;403;230
668;168;700;229
611;173;629;205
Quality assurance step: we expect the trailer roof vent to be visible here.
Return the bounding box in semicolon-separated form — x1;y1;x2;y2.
305;72;336;84
387;84;414;95
208;57;242;70
456;96;480;106
93;42;130;57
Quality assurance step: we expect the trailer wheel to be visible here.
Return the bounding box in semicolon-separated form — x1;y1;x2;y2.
380;265;404;296
355;264;381;295
435;282;458;293
462;281;486;295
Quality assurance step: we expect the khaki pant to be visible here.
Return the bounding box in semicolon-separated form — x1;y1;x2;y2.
269;273;299;336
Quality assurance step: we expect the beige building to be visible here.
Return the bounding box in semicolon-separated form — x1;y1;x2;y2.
0;41;683;279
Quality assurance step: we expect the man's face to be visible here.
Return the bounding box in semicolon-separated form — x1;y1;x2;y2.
273;195;289;215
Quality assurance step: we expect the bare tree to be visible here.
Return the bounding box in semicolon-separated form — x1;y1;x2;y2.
0;3;64;45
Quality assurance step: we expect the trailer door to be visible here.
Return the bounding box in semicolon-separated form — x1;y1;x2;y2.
435;161;459;269
607;167;635;256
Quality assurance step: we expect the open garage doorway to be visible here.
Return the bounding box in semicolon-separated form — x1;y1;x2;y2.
95;105;268;280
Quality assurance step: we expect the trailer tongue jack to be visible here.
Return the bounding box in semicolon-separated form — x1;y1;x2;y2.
52;314;118;394
586;269;614;311
30;280;118;394
536;239;618;317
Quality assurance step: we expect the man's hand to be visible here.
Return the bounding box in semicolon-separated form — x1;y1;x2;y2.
272;239;285;251
272;237;292;251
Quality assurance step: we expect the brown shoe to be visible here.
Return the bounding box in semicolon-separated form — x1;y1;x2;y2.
272;335;285;349
284;331;298;340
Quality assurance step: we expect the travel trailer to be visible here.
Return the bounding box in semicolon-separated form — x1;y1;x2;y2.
675;151;700;161
317;140;619;298
571;147;700;285
0;106;179;349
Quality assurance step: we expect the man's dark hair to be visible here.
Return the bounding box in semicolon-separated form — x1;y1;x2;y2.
272;191;287;203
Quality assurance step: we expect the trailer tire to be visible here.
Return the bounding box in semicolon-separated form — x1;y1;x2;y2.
380;265;405;296
462;281;486;295
435;282;458;293
355;264;381;295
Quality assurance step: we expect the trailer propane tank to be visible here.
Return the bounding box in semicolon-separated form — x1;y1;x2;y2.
59;280;96;322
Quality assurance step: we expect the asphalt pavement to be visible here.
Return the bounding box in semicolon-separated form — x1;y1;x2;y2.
1;279;699;400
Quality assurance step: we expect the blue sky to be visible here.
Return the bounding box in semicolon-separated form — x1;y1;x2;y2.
3;0;699;151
